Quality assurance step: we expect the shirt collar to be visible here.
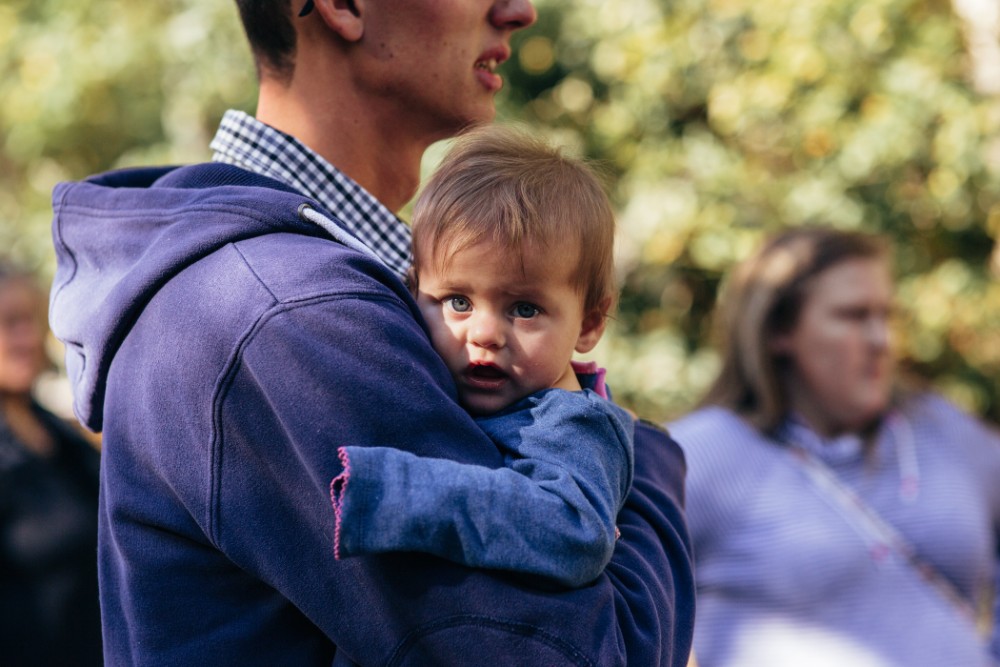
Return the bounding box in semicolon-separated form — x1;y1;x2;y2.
776;413;865;465
209;109;412;277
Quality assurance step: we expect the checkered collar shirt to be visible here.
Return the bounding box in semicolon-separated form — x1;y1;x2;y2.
210;109;412;277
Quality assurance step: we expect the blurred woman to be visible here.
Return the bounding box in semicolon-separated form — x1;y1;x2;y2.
0;260;101;665
671;227;1000;667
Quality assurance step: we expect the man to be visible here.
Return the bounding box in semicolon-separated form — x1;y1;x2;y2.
49;0;695;664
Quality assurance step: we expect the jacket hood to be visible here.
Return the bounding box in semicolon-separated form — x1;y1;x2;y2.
49;163;330;432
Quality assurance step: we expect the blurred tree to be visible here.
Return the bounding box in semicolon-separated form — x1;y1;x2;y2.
0;0;254;271
502;0;1000;422
2;0;999;422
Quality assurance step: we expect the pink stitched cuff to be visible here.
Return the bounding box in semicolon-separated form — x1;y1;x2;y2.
329;447;351;560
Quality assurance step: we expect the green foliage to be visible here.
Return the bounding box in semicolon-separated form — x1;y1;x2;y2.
1;0;254;271
3;0;999;422
502;0;1000;422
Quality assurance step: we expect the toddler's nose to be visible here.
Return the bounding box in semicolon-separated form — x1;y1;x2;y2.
469;312;505;349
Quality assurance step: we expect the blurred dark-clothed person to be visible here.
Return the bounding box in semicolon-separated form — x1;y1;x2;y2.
670;226;1000;667
0;260;101;666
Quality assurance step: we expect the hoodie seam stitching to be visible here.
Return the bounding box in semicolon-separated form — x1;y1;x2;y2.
231;243;279;302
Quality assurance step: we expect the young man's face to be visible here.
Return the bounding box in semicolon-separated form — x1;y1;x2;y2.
359;0;537;141
416;240;604;416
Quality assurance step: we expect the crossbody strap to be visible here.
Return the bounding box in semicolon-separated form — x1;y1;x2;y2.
782;431;979;625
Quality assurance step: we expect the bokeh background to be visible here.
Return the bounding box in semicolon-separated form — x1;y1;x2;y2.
3;0;1000;424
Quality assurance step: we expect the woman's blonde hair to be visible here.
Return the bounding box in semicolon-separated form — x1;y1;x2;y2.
702;226;889;431
410;124;617;315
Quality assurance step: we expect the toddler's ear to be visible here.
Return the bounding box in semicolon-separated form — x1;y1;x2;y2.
575;297;612;354
404;266;419;295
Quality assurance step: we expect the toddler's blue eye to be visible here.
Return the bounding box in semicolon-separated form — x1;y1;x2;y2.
446;296;472;313
514;303;540;318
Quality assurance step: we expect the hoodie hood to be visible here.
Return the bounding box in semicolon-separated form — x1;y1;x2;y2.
50;163;330;432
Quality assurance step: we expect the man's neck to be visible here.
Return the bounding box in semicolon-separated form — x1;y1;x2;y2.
255;78;426;213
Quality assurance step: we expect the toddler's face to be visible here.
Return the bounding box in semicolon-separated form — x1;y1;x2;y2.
415;240;603;415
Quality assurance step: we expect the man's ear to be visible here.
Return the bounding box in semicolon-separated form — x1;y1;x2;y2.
575;297;612;354
313;0;365;42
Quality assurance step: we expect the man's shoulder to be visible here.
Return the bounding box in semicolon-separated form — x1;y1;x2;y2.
230;231;410;308
148;161;410;307
634;418;685;466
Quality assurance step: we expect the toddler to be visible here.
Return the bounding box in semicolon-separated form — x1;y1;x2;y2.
329;125;633;587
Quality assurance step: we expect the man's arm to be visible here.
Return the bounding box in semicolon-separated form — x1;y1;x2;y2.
330;390;633;588
216;262;694;665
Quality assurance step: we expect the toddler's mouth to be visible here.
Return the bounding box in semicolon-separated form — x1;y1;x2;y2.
464;363;508;389
468;363;505;378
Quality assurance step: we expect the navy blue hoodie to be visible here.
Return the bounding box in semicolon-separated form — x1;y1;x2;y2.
49;162;694;666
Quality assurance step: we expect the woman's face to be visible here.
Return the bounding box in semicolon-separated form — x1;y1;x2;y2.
773;257;894;436
0;278;49;396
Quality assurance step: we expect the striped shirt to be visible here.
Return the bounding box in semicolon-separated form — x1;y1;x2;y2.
210;109;412;277
670;394;1000;667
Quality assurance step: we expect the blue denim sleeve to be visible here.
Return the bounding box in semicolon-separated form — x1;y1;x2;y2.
332;389;634;587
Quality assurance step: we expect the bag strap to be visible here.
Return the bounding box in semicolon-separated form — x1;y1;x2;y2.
779;425;979;625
